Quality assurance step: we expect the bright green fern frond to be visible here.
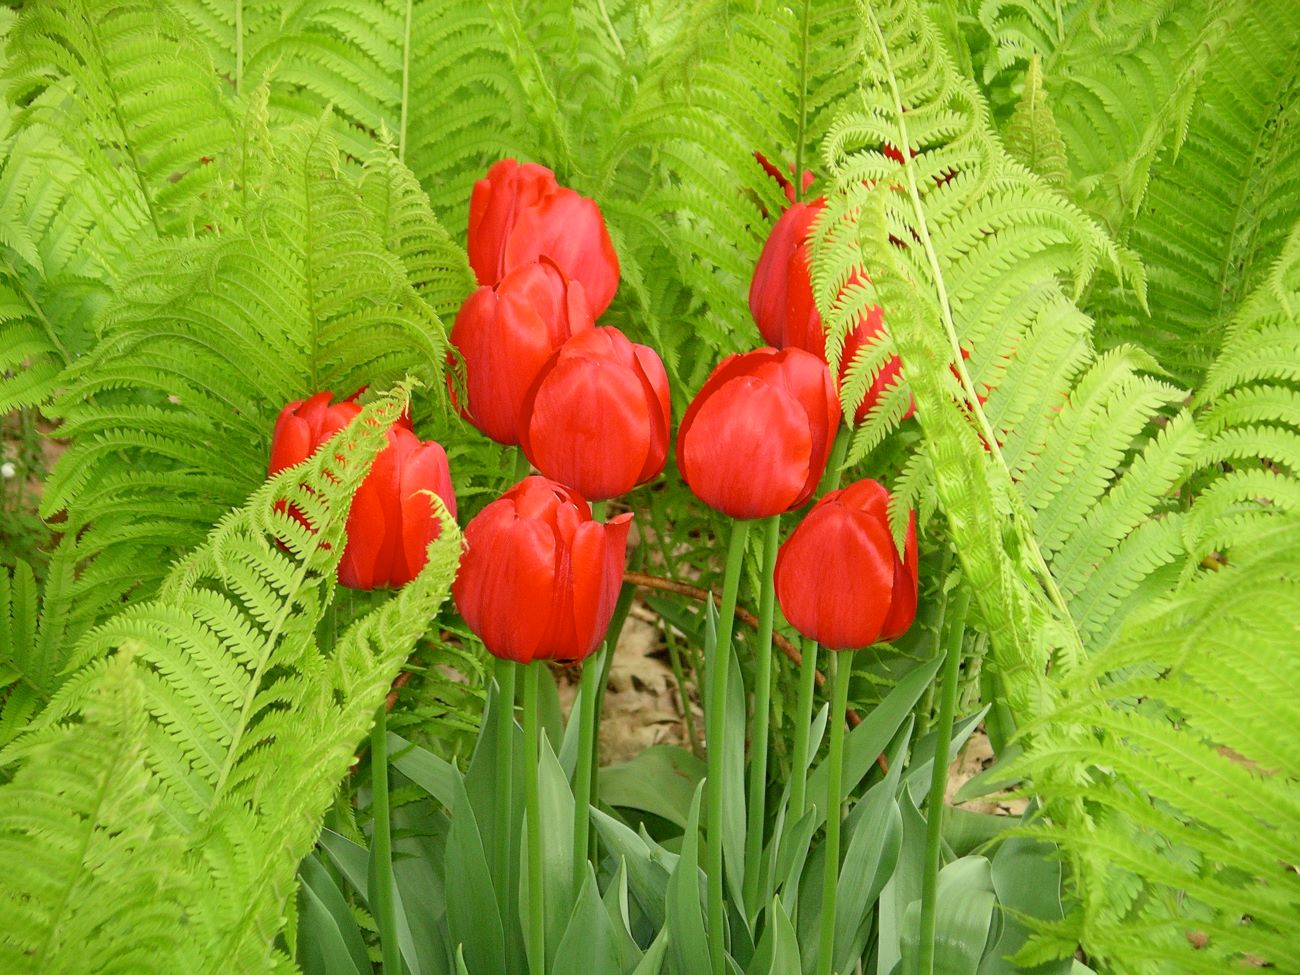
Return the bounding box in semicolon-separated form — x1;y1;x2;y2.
1180;221;1300;565
811;0;1194;708
0;269;68;415
1083;0;1300;384
6;0;237;240
39;114;448;643
0;388;462;971
1015;513;1300;974
0;653;198;975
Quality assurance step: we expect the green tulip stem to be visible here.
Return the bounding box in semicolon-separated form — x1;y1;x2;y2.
918;588;970;975
816;652;852;975
512;447;531;484
492;657;516;900
590;499;607;521
572;655;601;897
792;0;812;205
789;636;819;818
369;704;401;975
707;518;751;975
742;514;781;917
522;662;545;975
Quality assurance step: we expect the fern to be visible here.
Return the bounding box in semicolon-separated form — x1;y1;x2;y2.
1014;512;1300;974
1185;221;1300;563
0;388;463;973
37;113;450;646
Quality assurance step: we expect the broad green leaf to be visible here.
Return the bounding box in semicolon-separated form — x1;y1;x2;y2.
807;655;943;828
600;745;706;829
297;854;369;975
747;896;800;975
978;836;1070;975
877;790;929;975
665;783;710;975
552;865;626;975
388;731;457;809
591;809;675;927
446;774;506;975
518;735;575;972
900;857;997;975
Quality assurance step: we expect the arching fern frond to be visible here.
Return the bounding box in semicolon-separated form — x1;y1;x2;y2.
810;0;1193;712
1183;220;1300;565
0;268;68;415
5;0;237;241
0;388;464;973
1013;513;1300;974
39;114;450;644
1082;0;1300;384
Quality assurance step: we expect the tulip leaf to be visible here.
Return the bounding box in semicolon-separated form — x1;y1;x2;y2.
631;930;670;975
387;730;457;809
876;789;929;975
771;804;818;918
601;858;647;972
297;854;370;975
747;896;800;975
899;856;997;975
807;654;942;829
551;864;626;975
665;782;711;975
445;773;507;975
518;735;575;972
978;836;1070;975
600;744;706;829
591;808;674;927
833;777;904;974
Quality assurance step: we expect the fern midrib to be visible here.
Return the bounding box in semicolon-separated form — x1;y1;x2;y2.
29;726;135;968
303;127;323;390
81;9;161;236
859;2;1087;672
398;0;412;161
1210;49;1300;333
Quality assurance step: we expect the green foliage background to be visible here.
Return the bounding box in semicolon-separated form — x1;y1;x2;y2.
0;0;1297;972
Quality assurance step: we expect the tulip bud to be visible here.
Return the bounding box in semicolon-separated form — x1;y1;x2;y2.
774;478;918;650
749;198;915;426
450;258;595;445
452;476;632;663
268;392;457;590
754;150;815;206
519;327;671;501
468;158;620;316
676;347;840;520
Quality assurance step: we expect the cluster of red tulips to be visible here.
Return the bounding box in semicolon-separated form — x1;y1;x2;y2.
266;154;918;653
266;152;923;975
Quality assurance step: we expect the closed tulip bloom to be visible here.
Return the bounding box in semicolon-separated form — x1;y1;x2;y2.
774;478;918;650
468;158;620;316
450;258;595;445
750;198;913;425
453;477;632;663
676;347;840;520
268;392;457;590
519;327;671;501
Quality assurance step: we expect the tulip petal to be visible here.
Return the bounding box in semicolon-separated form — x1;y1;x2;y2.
680;374;812;519
775;501;894;649
468;159;558;285
503;191;620;316
879;512;918;642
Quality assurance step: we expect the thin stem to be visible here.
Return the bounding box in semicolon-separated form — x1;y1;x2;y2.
572;657;600;896
492;658;516;903
742;515;781;916
522;663;545;975
789;637;819;817
816;652;852;975
398;0;412;161
818;425;851;497
707;519;751;975
370;705;401;975
918;589;970;975
512;448;531;484
663;622;701;757
234;0;244;96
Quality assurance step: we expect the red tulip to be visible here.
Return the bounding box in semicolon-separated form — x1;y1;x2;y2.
467;158;620;316
450;258;595;446
676;347;840;520
269;392;457;590
519;327;671;501
754;150;815;206
452;476;632;663
774;478;917;650
750;198;914;425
